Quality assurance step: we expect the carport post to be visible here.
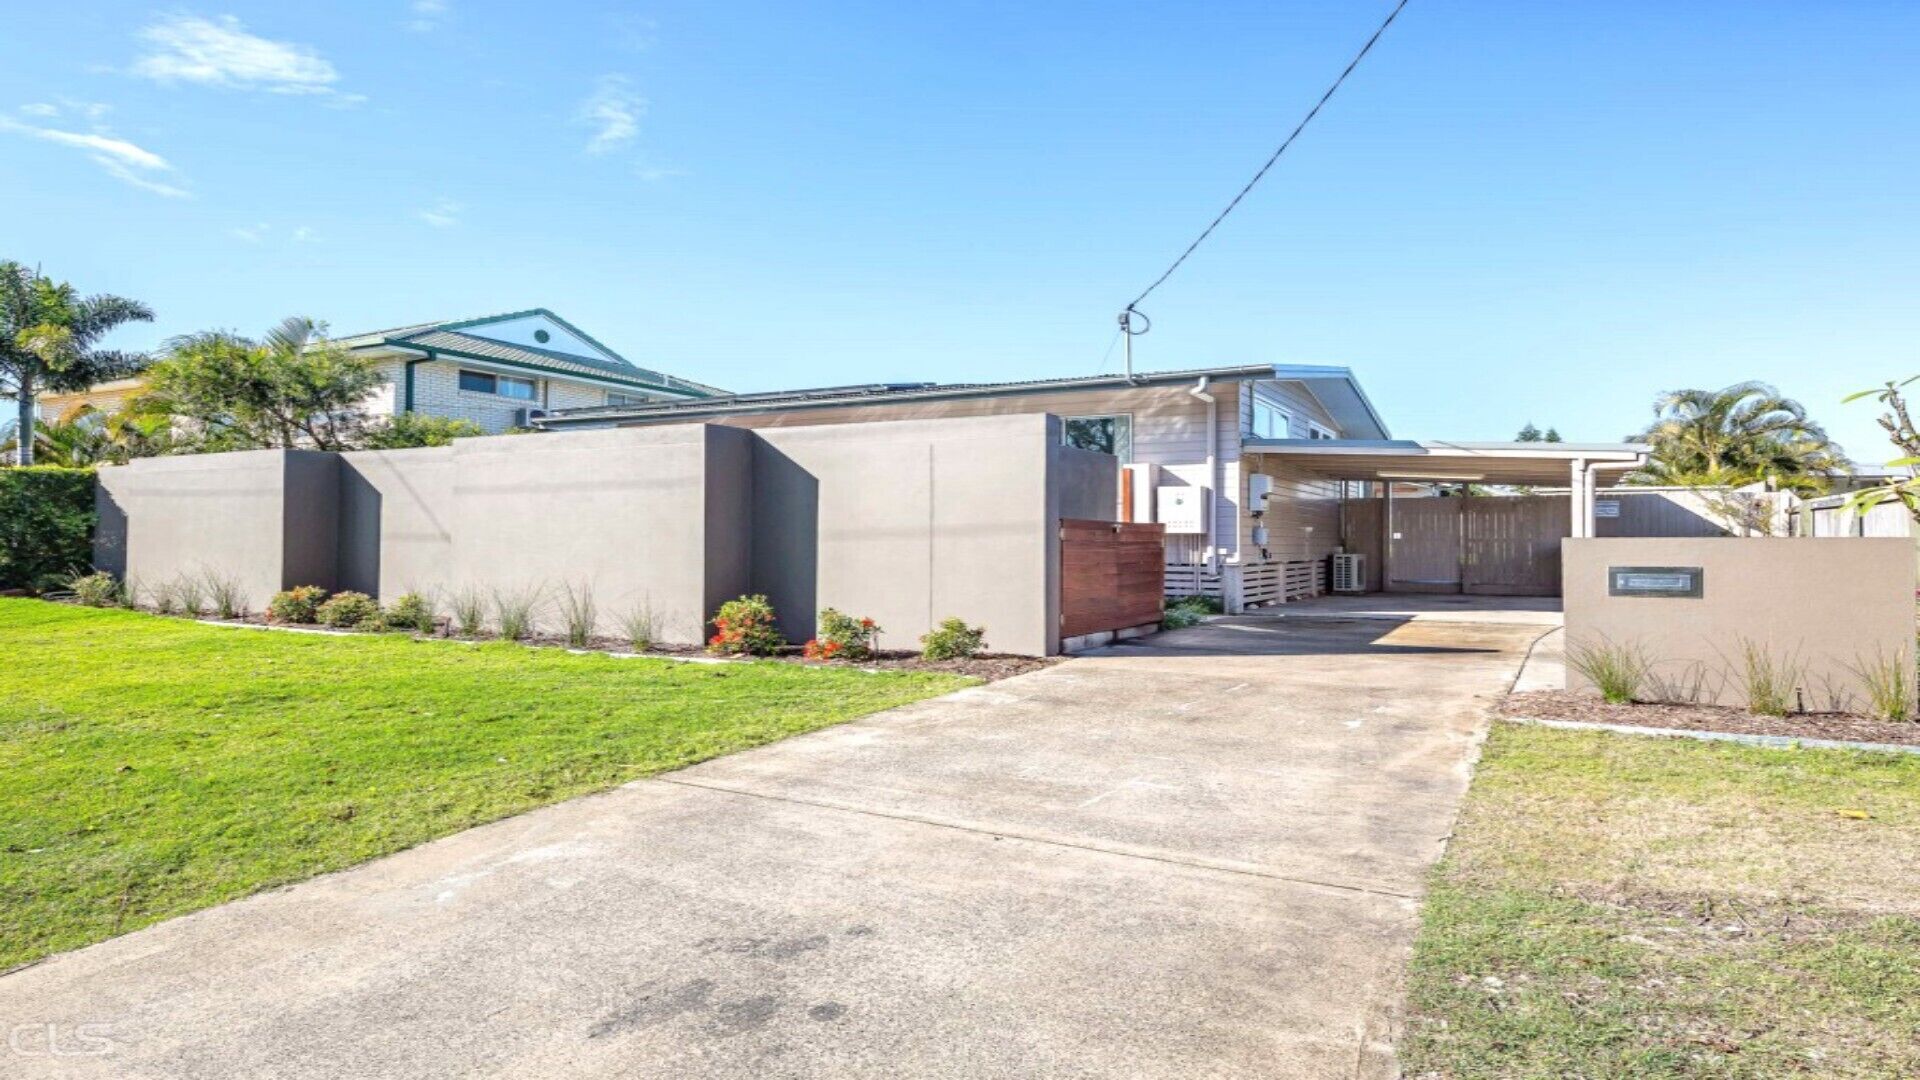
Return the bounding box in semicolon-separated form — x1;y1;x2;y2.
1568;458;1588;538
1380;479;1394;592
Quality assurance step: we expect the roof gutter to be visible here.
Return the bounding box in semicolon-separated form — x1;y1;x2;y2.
536;365;1280;429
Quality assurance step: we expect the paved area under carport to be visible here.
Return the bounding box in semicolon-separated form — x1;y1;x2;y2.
0;615;1550;1079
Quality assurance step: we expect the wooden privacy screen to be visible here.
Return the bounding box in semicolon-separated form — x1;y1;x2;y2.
1060;519;1166;638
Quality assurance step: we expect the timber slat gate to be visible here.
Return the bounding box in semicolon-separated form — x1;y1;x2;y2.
1060;519;1165;638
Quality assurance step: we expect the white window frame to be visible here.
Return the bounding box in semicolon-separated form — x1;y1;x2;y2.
1307;421;1337;441
1061;413;1134;462
606;391;650;406
458;369;539;401
1252;400;1293;440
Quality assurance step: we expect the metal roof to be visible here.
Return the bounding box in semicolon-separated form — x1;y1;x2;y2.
336;308;726;398
536;363;1381;429
1243;438;1650;486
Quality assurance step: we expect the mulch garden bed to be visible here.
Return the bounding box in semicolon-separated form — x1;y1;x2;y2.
96;605;1055;683
1502;690;1920;748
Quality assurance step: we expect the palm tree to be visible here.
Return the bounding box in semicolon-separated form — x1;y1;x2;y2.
1;261;154;466
1627;382;1845;495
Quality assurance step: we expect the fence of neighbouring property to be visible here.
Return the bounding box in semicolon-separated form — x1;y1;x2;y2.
94;413;1123;656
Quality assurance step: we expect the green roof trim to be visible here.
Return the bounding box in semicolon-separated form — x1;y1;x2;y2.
336;307;727;398
380;337;712;398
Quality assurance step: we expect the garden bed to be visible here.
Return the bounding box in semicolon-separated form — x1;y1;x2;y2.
1503;690;1920;748
87;605;1055;683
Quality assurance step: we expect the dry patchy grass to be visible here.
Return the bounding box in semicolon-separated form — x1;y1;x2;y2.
1402;723;1920;1078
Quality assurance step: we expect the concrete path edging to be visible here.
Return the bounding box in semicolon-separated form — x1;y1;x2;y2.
1501;714;1920;757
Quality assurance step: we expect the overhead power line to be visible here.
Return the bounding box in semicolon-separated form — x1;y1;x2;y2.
1116;0;1412;372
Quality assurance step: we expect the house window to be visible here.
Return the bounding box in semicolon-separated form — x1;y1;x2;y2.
607;392;649;406
458;370;538;400
1308;422;1337;440
1252;400;1292;439
1063;415;1133;461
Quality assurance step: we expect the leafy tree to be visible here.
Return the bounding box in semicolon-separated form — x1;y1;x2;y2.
0;262;153;466
1515;422;1542;442
139;317;381;452
1841;378;1920;523
1543;427;1562;443
1625;382;1843;496
361;412;484;449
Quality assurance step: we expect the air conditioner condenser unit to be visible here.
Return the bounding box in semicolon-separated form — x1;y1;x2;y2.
1332;552;1366;593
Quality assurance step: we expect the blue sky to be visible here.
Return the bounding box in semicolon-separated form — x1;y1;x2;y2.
2;1;1914;458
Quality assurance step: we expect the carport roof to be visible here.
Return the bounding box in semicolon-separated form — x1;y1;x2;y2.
1243;438;1649;486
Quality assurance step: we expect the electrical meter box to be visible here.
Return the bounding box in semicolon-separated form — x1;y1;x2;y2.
1156;486;1208;534
1246;473;1273;510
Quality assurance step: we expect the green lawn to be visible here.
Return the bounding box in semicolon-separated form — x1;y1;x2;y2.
1403;723;1920;1079
0;599;968;970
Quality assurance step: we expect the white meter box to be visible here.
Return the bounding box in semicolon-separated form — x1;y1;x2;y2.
1156;486;1209;535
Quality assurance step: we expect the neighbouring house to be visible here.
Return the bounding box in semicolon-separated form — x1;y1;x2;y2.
533;364;1651;610
29;308;724;436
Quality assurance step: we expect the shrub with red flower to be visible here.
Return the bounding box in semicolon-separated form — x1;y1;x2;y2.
707;594;786;656
804;607;881;661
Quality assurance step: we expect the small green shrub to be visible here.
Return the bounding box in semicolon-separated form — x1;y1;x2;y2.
1566;636;1651;705
1161;595;1217;630
805;608;880;661
1847;647;1913;723
1728;637;1803;717
0;466;95;592
622;596;662;651
920;617;986;660
449;586;487;638
316;591;380;629
384;592;435;634
66;571;121;608
174;574;207;617
709;594;785;656
558;581;598;647
1168;593;1224;615
491;585;543;642
204;571;248;619
1162;605;1203;631
267;586;328;624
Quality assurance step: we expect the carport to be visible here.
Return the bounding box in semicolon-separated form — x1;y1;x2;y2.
1244;439;1649;596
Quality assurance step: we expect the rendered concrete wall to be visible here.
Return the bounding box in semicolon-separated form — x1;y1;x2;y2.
1563;538;1916;710
337;447;455;599
752;413;1100;656
92;414;1117;654
439;425;747;640
95;449;339;611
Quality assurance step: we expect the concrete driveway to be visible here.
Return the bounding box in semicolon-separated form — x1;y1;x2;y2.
1;615;1548;1079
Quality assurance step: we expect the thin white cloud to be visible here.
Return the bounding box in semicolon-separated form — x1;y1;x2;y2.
231;223;270;242
406;0;451;33
132;14;345;98
417;199;462;228
19;99;112;121
0;115;189;198
635;164;684;182
291;225;319;243
576;75;644;155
